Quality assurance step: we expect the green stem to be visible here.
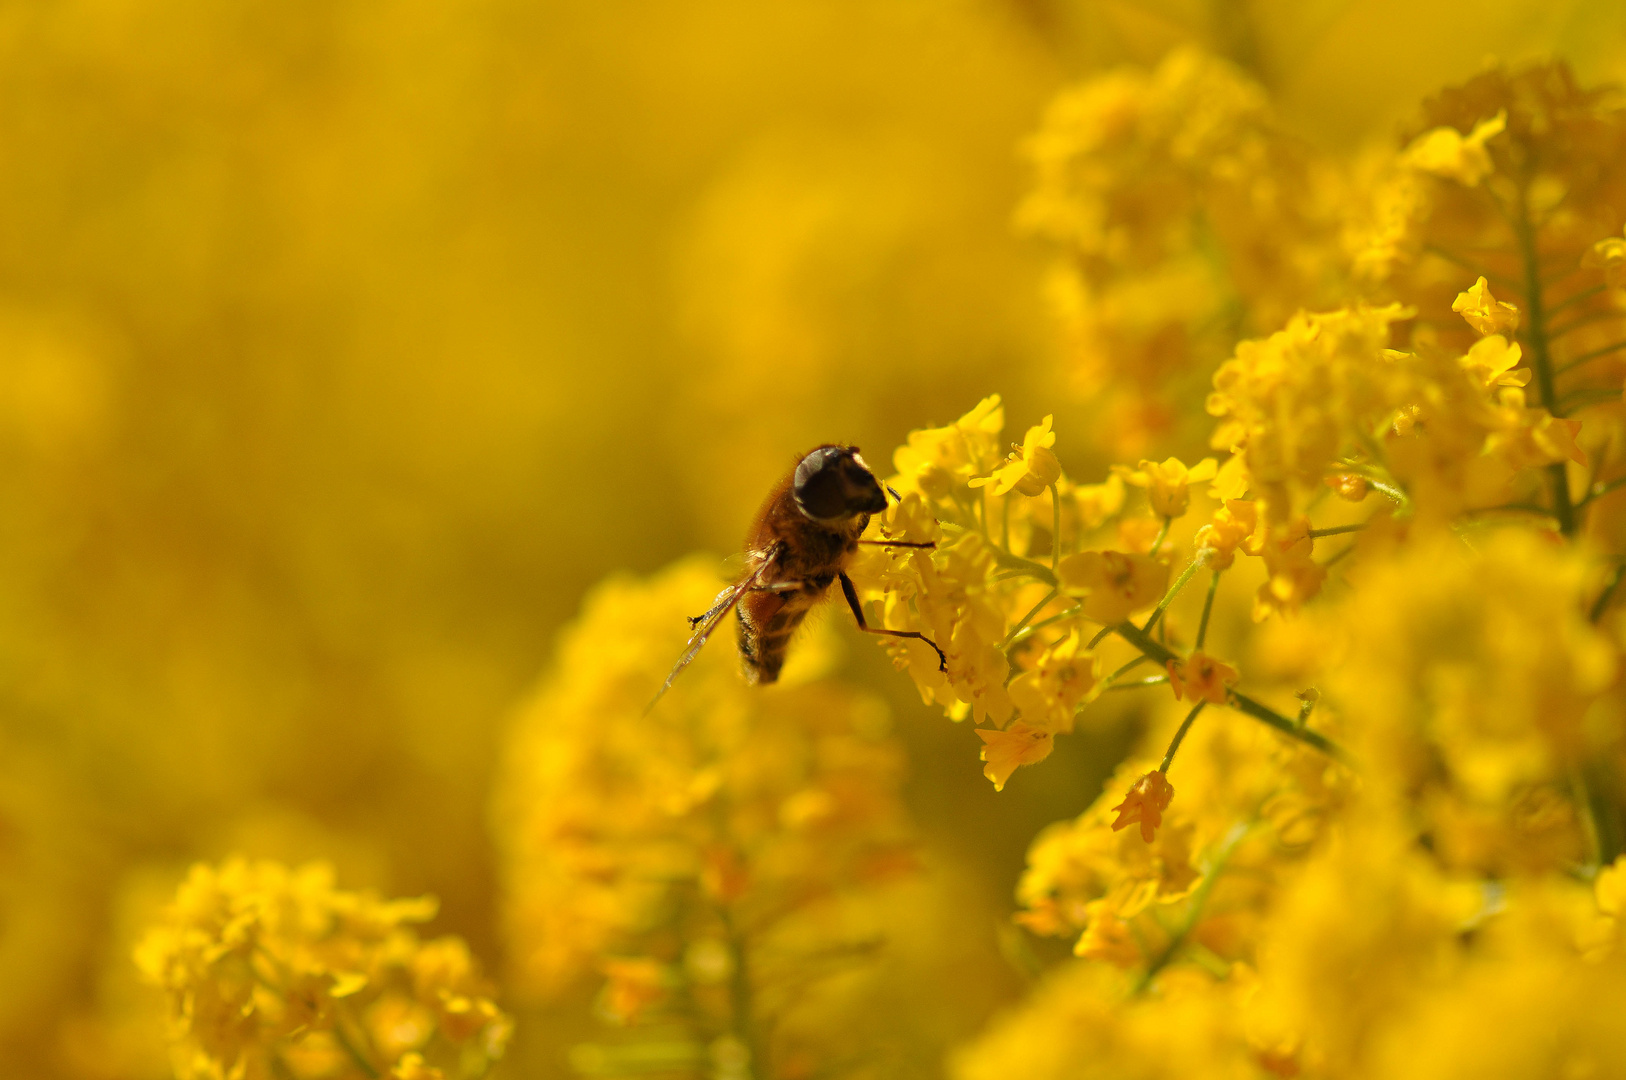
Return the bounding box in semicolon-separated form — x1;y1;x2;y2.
1424;244;1518;291
1464;502;1560;518
1513;174;1577;536
1579;475;1626;510
1106;675;1169;692
1051;484;1063;572
1547;282;1606;318
1308;522;1365;538
1142;554;1205;636
1159;703;1207;773
1591;563;1625;623
332;1022;380;1080
1101;654;1150;687
1134;822;1248;993
1006;605;1083;652
1110;621;1350;763
1148;516;1172;557
999;587;1059;650
988;545;1058;587
720;909;768;1080
1195;569;1221;649
1555;339;1626;376
1558;387;1626;412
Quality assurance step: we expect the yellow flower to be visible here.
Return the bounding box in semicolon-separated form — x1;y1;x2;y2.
1108;770;1175;844
134;860;510;1080
1253;517;1326;620
1167;651;1239;705
1195;498;1258;569
1452;276;1521;336
1114;456;1218;518
599;958;669;1025
1484;386;1587;470
972;414;1061;497
1073;900;1142;966
1402;110;1506;185
976;723;1053;791
390;1053;446;1080
1072;472;1127;528
1582;233;1626;289
892;394;1006;494
1058;550;1169;623
1008;629;1100;734
1458;333;1529;390
1324;472;1369;501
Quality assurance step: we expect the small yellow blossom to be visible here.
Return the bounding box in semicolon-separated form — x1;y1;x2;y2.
1071;472;1127;528
1452;276;1521;336
972;414;1062;496
976;723;1054;791
1195;499;1258;569
1167;651;1239;705
1058;550;1169;623
1114;455;1219;518
892;394;1006;494
1009;629;1101;733
1074;900;1142;966
1581;857;1626;961
1325;473;1369;501
1109;770;1175;843
1459;334;1530;390
599;958;669;1024
390;1054;446;1080
1402;110;1506;185
1582;233;1626;289
1254;518;1326;620
1484;386;1587;469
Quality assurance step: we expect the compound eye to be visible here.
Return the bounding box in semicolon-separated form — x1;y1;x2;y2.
841;455;886;514
793;448;849;522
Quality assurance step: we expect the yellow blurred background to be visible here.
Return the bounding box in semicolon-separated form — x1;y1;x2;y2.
3;0;1625;1076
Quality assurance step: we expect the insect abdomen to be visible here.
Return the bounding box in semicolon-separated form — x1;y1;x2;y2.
737;589;819;685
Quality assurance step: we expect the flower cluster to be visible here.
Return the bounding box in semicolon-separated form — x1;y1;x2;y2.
493;558;917;1077
858;55;1626;1080
134;860;510;1080
1019;47;1346;457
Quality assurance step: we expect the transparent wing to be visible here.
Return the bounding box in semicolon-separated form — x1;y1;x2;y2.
645;565;765;712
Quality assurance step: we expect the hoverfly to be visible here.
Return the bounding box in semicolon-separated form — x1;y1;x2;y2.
650;445;947;708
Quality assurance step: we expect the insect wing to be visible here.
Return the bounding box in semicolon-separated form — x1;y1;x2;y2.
646;568;762;711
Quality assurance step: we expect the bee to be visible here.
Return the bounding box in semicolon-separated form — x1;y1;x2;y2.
650;445;947;708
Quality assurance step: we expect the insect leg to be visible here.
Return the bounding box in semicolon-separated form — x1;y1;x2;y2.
688;576;800;626
857;538;935;548
838;571;947;672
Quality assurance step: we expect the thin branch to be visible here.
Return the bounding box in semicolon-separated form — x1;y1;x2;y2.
1142;553;1205;636
1106;675;1169;692
1111;621;1350;763
1195;569;1221;650
999;588;1058;650
1134;823;1248;994
1547;282;1606;318
1159;703;1207;773
1308;522;1365;538
1148;516;1173;557
1512;173;1576;534
1549;310;1621;341
1423;244;1521;292
1591;563;1625;623
1556;339;1626;376
1579;475;1626;509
